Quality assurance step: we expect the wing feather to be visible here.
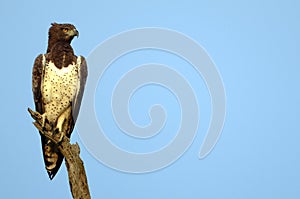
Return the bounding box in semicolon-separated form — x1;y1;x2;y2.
32;54;45;114
72;56;88;124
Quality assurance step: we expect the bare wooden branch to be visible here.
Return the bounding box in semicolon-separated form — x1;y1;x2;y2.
28;108;91;199
59;138;91;199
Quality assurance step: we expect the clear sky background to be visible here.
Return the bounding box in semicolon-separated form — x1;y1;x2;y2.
1;0;300;198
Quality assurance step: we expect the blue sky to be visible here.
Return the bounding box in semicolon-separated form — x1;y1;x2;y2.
1;0;300;198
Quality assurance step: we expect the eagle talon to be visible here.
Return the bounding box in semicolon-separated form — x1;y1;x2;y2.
53;127;64;144
41;114;46;128
28;108;52;131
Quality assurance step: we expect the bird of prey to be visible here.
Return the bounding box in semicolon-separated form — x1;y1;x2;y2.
31;23;87;179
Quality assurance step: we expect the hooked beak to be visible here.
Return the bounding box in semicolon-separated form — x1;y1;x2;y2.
73;29;79;37
69;29;79;38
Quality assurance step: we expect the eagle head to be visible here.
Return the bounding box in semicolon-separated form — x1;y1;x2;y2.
48;23;79;43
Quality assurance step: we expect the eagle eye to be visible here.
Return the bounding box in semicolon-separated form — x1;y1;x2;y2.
62;28;68;33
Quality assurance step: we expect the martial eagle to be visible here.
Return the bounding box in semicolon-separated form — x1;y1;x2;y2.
31;23;87;179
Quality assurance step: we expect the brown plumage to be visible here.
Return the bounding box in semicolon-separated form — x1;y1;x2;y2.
32;23;87;179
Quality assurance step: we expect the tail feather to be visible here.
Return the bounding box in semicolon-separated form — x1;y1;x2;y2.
41;135;64;180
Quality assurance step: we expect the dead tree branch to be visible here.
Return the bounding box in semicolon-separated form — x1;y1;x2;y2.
28;108;91;199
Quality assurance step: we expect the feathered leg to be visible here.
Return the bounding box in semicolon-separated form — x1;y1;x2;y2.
55;106;72;142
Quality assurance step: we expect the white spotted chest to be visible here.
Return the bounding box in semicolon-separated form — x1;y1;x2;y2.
41;59;79;123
